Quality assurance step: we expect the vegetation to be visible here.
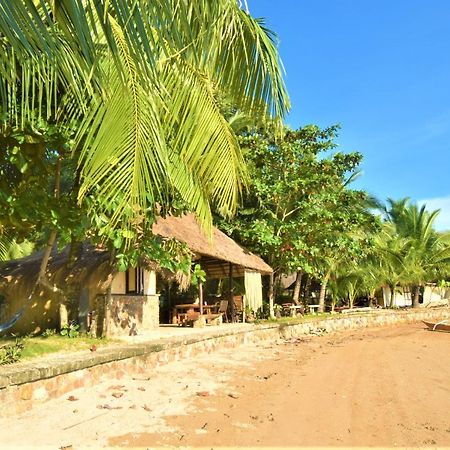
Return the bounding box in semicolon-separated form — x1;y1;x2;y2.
0;1;289;332
219;124;378;314
0;331;112;363
1;2;449;339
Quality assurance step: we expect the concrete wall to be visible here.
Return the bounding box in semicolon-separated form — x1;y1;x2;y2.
1;307;449;417
423;285;450;306
382;286;412;307
108;294;159;337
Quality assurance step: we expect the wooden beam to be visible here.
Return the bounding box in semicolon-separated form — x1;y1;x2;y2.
199;281;204;315
229;263;234;322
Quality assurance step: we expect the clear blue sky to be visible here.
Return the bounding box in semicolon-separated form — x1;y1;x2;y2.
248;0;450;229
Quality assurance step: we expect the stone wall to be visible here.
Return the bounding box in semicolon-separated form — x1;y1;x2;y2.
107;294;159;337
1;307;449;417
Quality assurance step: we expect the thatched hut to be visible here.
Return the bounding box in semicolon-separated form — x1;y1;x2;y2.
0;214;272;336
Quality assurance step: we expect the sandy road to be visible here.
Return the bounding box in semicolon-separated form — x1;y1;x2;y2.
1;322;449;448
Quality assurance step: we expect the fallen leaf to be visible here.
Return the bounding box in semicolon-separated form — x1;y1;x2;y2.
90;345;97;352
112;392;123;398
197;391;209;397
97;404;122;410
137;387;146;391
228;393;239;399
67;396;78;402
142;404;152;412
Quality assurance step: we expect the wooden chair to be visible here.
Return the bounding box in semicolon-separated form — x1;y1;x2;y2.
233;295;244;322
218;300;229;322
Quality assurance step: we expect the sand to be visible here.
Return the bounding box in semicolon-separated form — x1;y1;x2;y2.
1;322;449;449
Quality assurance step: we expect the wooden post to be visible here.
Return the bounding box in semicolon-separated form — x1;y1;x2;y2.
199;281;204;315
229;263;234;322
268;272;275;318
104;285;112;337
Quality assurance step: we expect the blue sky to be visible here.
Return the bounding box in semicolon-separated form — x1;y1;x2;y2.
248;0;450;230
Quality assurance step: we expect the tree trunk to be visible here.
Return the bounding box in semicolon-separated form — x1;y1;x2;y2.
349;294;355;309
268;272;275;319
274;272;282;300
412;285;420;308
59;303;69;328
389;285;395;308
304;275;312;305
292;271;303;305
104;285;112;337
318;272;330;313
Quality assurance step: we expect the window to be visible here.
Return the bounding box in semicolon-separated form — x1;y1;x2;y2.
126;267;144;294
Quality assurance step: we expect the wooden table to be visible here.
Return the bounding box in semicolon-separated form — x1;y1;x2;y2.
172;303;218;325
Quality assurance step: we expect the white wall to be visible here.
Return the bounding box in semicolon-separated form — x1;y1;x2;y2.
111;268;156;296
382;286;412;307
111;271;126;295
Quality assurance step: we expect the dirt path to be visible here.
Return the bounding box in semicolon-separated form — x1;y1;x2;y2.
1;323;449;448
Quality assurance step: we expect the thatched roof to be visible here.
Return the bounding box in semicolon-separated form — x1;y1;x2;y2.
153;214;272;277
0;242;112;294
0;214;271;291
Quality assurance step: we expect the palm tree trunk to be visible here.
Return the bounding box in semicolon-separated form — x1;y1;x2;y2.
268;272;275;319
292;271;303;305
412;285;420;308
319;272;330;313
389;285;396;308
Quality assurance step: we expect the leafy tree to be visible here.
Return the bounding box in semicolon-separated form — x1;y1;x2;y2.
219;124;378;314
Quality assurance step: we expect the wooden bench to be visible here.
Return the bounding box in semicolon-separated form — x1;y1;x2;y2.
308;304;320;314
204;313;223;325
184;313;223;327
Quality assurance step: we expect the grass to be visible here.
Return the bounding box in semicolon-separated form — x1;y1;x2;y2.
0;334;114;362
258;312;330;325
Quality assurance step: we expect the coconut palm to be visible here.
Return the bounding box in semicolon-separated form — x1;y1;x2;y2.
0;0;289;237
385;200;450;307
371;223;410;307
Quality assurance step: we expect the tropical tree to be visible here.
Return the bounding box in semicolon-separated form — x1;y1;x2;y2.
384;199;450;307
0;1;289;331
219;124;377;315
0;0;289;243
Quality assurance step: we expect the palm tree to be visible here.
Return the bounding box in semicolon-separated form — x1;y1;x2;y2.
0;0;289;237
372;223;409;307
384;199;450;307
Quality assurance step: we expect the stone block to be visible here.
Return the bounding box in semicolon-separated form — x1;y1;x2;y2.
32;386;49;401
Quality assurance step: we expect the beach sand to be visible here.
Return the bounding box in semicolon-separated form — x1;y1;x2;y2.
1;322;449;448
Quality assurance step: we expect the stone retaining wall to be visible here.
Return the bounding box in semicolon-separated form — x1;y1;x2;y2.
1;307;449;417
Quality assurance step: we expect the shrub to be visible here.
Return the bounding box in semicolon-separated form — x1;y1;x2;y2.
0;338;24;365
60;322;80;338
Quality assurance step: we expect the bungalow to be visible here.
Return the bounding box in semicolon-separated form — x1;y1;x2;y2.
381;284;450;308
0;214;272;336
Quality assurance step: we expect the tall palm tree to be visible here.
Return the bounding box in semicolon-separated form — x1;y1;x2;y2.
0;0;289;237
372;223;409;307
385;199;450;307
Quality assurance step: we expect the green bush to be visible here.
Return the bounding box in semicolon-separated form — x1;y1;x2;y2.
60;322;80;338
0;338;24;365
